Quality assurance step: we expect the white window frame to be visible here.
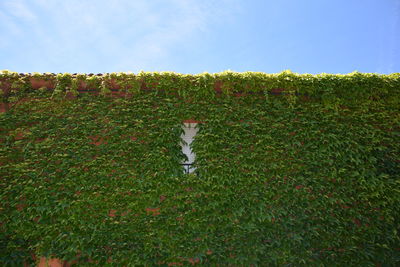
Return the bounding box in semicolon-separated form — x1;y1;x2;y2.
180;122;199;174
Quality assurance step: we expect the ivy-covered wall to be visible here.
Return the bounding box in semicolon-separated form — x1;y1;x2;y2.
1;70;399;108
0;71;399;266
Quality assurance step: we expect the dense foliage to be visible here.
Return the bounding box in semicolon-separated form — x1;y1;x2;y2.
191;97;400;266
1;70;399;107
0;71;399;266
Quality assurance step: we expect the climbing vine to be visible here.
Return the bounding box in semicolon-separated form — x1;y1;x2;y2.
0;71;399;266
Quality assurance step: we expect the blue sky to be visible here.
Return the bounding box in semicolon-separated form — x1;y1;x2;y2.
0;0;399;74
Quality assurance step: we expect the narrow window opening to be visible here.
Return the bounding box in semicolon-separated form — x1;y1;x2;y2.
180;122;198;174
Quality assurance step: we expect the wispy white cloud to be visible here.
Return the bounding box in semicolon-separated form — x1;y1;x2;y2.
110;0;241;71
0;10;23;38
2;0;37;21
0;0;240;72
